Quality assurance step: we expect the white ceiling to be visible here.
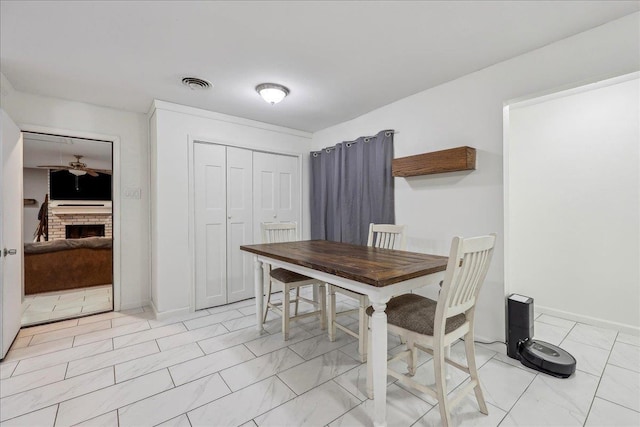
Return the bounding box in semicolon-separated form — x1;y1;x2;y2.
1;1;638;132
23;133;112;170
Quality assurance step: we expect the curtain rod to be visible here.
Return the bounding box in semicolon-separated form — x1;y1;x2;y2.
312;130;396;156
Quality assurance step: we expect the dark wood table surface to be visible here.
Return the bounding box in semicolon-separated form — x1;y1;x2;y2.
240;240;448;287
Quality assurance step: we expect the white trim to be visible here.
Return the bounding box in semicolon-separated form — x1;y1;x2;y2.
536;305;640;337
120;300;150;311
149;299;190;321
187;135;305;313
187;136;196;314
49;200;113;215
505;71;640;109
502;105;511;300
149;100;313;139
17;124;122;312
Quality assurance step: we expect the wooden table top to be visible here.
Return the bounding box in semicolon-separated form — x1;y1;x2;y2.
240;240;448;287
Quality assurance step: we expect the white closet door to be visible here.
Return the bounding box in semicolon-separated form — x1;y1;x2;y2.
253;152;300;242
275;154;300;223
226;147;254;303
194;143;227;309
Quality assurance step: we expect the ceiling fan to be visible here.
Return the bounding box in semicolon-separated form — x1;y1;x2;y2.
38;155;112;177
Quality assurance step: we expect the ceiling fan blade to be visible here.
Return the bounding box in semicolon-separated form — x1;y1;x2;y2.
38;165;72;170
84;169;99;177
92;169;112;175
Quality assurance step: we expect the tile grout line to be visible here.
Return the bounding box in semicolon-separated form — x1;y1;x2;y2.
581;328;617;425
496;371;540;426
594;395;640;414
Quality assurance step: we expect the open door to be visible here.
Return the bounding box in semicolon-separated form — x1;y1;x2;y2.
1;109;23;359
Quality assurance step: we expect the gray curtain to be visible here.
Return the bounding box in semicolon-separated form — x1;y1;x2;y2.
310;130;394;245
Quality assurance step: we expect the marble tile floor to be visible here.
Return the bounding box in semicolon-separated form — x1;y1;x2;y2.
1;291;638;427
21;285;113;327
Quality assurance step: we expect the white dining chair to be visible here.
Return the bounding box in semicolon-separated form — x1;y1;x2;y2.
327;223;406;362
366;234;496;427
261;222;326;340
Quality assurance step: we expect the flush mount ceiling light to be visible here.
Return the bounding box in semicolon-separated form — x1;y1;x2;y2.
256;83;289;105
181;76;212;90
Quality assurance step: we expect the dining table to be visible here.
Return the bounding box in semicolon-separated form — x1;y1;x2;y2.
240;239;448;427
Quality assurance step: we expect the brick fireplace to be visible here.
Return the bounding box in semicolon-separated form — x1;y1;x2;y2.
66;224;105;239
48;202;113;240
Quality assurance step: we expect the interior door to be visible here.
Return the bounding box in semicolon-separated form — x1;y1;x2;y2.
194;143;227;310
226;147;253;303
253;152;300;242
275;154;300;223
1;109;24;359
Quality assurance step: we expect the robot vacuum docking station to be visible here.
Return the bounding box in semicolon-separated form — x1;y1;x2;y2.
507;294;576;378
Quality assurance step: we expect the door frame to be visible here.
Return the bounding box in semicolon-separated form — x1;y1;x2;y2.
187;135;304;313
19;124;122;311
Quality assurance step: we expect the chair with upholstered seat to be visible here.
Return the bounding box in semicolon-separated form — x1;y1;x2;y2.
366;234;496;427
261;222;326;340
327;223;406;362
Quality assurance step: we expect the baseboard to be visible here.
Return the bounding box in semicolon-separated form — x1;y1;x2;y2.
119;300;150;311
149;301;192;321
537;305;640;336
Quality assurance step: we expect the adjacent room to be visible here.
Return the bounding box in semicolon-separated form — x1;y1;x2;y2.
22;133;113;325
0;2;638;427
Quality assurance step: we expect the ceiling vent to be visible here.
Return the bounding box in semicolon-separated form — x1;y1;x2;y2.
181;77;212;90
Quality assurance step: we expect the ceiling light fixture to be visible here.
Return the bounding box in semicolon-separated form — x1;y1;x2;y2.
69;169;87;176
256;83;289;105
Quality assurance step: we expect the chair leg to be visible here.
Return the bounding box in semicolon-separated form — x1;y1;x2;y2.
319;283;327;330
445;344;451;380
294;287;300;316
406;337;417;376
282;285;290;341
434;343;452;427
465;333;488;415
328;285;336;341
263;278;273;324
358;295;368;363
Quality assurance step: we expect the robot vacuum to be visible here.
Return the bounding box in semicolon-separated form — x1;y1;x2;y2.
507;294;577;378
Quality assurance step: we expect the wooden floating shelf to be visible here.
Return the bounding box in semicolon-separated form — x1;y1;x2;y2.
392;146;476;177
23;198;38;207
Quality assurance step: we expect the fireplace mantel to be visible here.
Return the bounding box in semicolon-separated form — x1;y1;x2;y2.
49;200;112;215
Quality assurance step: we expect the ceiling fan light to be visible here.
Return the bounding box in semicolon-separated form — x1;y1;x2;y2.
69;169;87;176
256;83;289;105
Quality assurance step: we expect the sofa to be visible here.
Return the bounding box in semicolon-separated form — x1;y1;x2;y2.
24;237;113;295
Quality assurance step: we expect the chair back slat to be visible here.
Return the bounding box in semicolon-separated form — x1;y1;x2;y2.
438;234;496;320
261;222;298;244
367;223;407;250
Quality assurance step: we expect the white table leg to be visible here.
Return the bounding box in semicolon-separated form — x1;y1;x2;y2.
254;256;264;331
370;297;390;427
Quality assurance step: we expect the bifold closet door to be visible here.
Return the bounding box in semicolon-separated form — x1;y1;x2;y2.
226;147;254;303
194;144;254;309
253;152;300;242
194;143;227;309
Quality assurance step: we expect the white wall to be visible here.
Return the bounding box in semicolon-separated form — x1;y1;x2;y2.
149;101;312;316
507;76;639;331
311;13;640;340
22;168;47;242
1;74;150;309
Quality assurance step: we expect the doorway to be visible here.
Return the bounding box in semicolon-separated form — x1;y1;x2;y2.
22;132;114;326
504;73;639;333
